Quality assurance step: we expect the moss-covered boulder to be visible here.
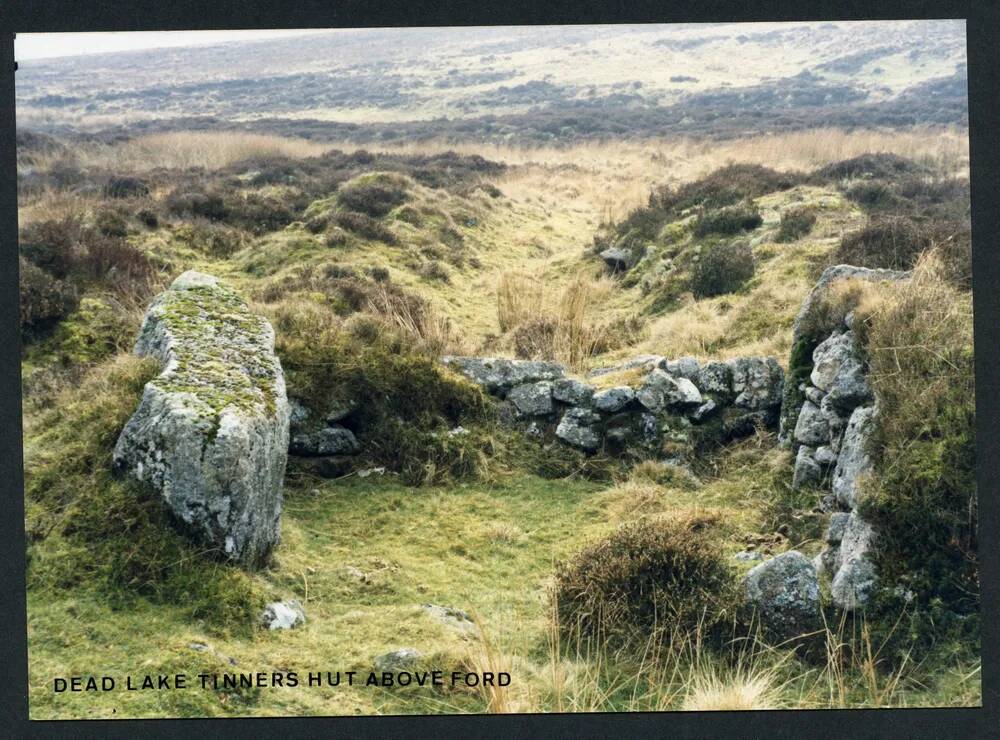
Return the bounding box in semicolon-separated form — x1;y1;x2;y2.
113;271;290;568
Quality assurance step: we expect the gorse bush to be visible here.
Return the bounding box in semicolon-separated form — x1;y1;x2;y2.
693;203;763;237
690;242;756;298
553;512;737;648
23;355;262;631
776;207;817;242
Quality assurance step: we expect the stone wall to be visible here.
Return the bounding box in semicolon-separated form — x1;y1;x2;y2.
442;354;785;461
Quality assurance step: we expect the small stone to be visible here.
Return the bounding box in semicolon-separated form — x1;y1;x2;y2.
804;386;825;405
552;378;595;406
811;332;852;392
442;356;563;396
728;356;784;410
636;369;702;412
664;356;701;381
743;551;821;639
508;381;554;417
831;556;877;611
290;425;360;456
792;445;822;489
592;386;635;413
793;400;830;446
374;648;421;672
325;399;357;424
421;603;478;637
697;361;733;398
814;445;838;466
734;550;764;563
824;512;851;544
600;246;637;272
555;407;602;451
691;399;719;422
260;600;306;630
832;406;876;509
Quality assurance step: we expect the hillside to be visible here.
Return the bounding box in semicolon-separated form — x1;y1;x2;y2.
15;21;978;720
18;125;978;718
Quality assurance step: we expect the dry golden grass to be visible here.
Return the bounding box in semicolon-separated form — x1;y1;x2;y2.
54;131;333;173
496;271;546;333
681;661;784;711
301;125;967;225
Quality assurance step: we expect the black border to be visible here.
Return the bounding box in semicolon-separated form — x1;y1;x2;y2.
1;2;997;738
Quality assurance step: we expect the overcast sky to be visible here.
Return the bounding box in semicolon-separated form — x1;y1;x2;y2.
15;30;335;61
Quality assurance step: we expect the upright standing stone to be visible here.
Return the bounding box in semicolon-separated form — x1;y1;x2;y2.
113;271;290;567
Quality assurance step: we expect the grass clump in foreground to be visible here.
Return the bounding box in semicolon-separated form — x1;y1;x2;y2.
552;511;738;650
23;355;263;633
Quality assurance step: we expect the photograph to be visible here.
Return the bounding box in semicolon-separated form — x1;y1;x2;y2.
13;19;979;719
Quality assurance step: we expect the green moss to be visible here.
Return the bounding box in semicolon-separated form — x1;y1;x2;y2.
149;282;280;421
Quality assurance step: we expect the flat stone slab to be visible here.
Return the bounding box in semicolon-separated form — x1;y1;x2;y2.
113;271;290;567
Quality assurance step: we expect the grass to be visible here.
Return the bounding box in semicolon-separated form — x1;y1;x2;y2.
19;126;978;717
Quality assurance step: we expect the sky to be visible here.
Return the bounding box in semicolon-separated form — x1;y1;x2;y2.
15;30;335;61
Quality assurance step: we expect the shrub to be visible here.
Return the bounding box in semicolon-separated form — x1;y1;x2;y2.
855;252;976;620
175;222;246;259
553;513;736;647
615;164;800;243
775;207;818;242
813;153;928;182
19;217;84;277
334;211;398;244
136;208;159;229
164;188;228;220
77;234;156;295
843;181;899;210
94;208;129;238
418;260;451;283
337;175;409;217
272;300;488;485
691;241;755;298
224;192;296;234
693;203;763;237
833;217;931;271
103;176;149;199
654;164;801;215
324;226;351;248
19;257;78;334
